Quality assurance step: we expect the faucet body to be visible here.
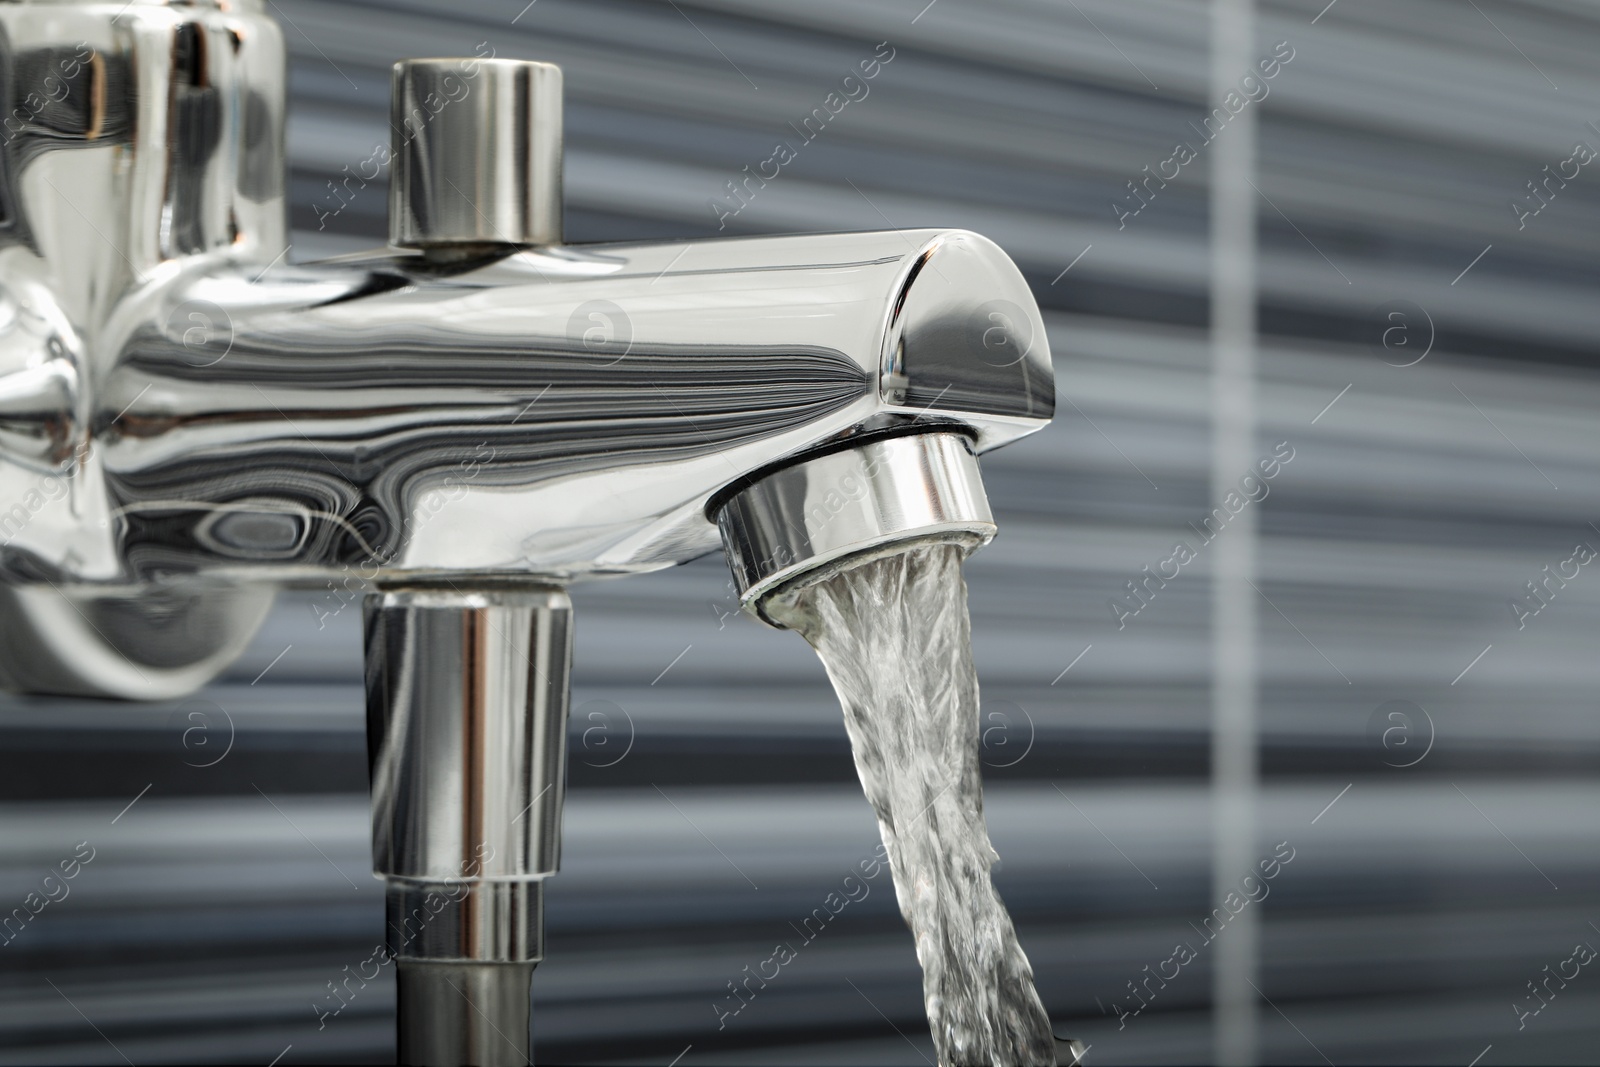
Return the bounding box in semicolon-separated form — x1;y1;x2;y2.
106;226;1049;584
0;2;1054;1063
0;4;1049;695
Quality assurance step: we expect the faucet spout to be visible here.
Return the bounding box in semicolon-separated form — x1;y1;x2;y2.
87;227;1052;586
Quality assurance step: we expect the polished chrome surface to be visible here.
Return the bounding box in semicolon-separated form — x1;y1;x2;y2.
397;961;535;1067
0;582;275;699
388;880;545;963
366;588;571;963
717;432;996;627
0;0;286;695
390;58;563;250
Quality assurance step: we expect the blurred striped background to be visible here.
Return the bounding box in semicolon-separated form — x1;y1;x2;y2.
4;0;1600;1063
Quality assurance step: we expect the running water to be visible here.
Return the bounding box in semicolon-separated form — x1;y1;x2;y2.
766;542;1056;1067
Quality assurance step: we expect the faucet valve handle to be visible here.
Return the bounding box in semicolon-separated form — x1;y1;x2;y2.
389;57;564;250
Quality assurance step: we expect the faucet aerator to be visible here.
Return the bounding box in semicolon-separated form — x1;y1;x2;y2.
715;432;996;628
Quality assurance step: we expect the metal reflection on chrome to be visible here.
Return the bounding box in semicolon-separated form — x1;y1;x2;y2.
390;58;563;249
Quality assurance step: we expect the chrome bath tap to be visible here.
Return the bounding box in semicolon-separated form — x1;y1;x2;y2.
0;2;1054;1063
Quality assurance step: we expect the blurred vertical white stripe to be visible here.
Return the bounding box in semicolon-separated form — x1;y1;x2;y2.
1210;0;1261;1063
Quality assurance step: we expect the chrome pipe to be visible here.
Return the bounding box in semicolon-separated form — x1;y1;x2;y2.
385;879;546;964
396;961;536;1067
365;587;570;957
365;587;571;1063
715;432;996;627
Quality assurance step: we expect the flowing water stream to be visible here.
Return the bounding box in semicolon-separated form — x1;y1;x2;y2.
766;542;1056;1066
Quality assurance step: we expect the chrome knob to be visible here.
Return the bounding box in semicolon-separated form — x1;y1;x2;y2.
389;57;564;249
